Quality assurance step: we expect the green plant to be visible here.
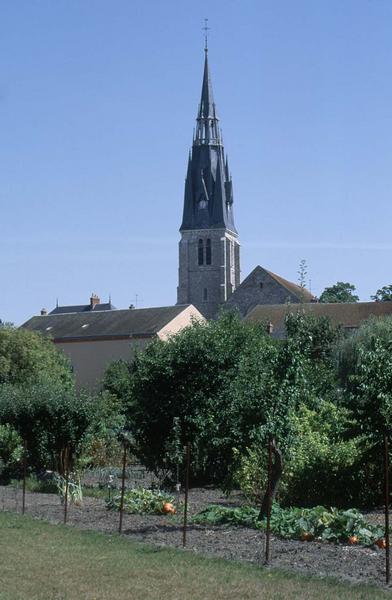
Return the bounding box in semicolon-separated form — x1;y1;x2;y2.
10;473;58;494
54;473;83;506
0;423;23;482
192;504;384;547
106;488;175;515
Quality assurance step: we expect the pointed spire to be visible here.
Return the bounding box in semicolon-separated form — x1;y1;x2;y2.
180;45;237;235
199;51;215;120
195;48;221;145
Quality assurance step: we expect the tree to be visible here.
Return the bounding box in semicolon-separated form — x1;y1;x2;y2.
126;313;275;483
102;360;133;406
230;312;340;516
319;282;359;303
126;311;340;512
0;326;73;387
371;285;392;302
0;381;102;473
336;317;392;504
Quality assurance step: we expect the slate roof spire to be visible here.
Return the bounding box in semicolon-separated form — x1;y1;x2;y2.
195;49;221;145
180;46;237;234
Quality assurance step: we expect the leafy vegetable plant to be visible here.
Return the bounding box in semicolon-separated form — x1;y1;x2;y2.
192;504;384;546
106;488;175;515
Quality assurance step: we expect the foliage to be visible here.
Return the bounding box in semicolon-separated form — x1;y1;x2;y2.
77;391;126;470
55;473;83;506
10;473;58;494
371;285;392;302
0;381;103;473
127;312;276;483
0;423;23;482
319;282;359;304
297;259;308;301
126;311;344;497
337;317;392;435
192;504;384;546
102;360;133;406
233;401;364;507
106;488;175;514
0;326;73;387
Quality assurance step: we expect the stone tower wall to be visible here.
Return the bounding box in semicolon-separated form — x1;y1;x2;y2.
177;229;240;319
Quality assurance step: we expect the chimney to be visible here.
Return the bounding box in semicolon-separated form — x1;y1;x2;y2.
90;294;100;309
40;308;48;316
266;322;274;336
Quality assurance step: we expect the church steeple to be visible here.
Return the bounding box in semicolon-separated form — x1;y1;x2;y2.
180;49;237;234
177;44;241;319
195;50;221;145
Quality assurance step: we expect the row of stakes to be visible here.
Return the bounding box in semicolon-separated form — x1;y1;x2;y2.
18;436;391;585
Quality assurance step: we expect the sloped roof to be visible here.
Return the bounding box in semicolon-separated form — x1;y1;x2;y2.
264;269;314;302
22;305;194;341
244;301;392;337
50;302;115;315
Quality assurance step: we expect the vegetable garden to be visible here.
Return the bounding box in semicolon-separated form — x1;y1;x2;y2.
1;314;392;588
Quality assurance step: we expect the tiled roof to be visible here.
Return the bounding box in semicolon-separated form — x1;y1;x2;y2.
50;302;115;315
265;269;314;302
244;301;392;337
22;305;193;341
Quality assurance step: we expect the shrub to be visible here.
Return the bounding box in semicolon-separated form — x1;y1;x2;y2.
0;424;23;482
234;401;365;508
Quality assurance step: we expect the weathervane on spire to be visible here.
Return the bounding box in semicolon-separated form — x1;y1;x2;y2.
203;18;210;52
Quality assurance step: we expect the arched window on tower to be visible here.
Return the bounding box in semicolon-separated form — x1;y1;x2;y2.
198;239;204;266
206;239;212;265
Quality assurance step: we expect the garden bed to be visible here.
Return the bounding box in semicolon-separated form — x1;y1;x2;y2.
0;485;388;588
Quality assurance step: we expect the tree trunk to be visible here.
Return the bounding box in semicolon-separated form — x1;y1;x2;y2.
259;438;283;520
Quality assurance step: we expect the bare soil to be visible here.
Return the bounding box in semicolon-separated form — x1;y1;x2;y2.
0;485;389;589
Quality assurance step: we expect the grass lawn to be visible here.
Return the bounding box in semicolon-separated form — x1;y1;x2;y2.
0;512;390;600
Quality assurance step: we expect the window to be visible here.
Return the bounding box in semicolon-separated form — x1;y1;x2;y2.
206;239;212;265
203;288;208;302
198;239;204;265
259;282;263;290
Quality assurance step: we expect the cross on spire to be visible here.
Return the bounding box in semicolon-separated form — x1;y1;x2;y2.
203;18;209;53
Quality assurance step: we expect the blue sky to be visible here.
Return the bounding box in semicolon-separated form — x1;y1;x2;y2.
1;0;392;324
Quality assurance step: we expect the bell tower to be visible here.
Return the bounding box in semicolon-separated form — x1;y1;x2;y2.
177;44;240;318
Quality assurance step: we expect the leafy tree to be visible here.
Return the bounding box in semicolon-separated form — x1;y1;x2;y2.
229;312;341;516
0;326;73;387
0;424;23;482
319;282;359;304
102;360;133;405
127;313;274;483
371;285;392;302
127;311;341;513
336;317;392;503
0;381;103;473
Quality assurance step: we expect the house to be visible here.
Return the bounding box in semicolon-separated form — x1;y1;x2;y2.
244;301;392;338
22;302;203;389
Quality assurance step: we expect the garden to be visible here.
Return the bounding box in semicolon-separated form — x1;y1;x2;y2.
1;313;392;590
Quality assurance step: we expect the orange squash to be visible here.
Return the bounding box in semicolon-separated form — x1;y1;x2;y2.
376;538;387;550
162;502;175;514
348;535;358;545
300;532;313;542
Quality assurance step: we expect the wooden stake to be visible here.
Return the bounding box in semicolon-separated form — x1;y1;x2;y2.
118;443;127;534
182;443;190;548
265;436;272;564
384;431;390;585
